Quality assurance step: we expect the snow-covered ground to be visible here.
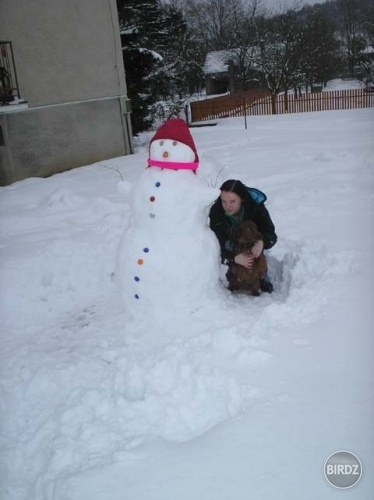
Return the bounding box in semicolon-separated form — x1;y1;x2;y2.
324;78;366;91
1;107;373;500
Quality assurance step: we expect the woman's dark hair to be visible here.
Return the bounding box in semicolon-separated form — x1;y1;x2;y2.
220;179;247;199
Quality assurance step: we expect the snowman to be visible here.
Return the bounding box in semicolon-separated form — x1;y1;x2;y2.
118;119;223;323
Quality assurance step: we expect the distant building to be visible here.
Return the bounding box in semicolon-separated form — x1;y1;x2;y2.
0;0;133;185
203;49;262;96
203;50;233;96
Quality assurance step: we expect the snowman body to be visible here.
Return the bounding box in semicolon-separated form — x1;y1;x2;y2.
118;134;222;321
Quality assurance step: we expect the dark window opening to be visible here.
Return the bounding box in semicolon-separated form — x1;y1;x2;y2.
0;41;21;106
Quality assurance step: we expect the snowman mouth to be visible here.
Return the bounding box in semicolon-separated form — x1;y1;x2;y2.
147;158;199;170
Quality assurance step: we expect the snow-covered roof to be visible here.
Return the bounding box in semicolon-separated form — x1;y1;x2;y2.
203;50;233;75
362;45;374;54
203;48;262;75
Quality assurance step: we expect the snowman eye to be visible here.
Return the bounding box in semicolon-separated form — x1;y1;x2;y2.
160;140;164;146
172;141;178;146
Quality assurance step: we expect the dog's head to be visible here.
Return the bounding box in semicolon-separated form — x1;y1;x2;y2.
234;220;262;247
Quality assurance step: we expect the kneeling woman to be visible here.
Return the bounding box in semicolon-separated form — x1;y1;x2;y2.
209;179;277;293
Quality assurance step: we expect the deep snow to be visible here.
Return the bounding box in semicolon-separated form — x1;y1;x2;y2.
0;107;373;500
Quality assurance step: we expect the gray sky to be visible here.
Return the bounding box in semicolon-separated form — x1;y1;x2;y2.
262;0;326;12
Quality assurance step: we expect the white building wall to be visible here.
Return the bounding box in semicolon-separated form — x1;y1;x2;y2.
0;0;127;107
0;0;133;185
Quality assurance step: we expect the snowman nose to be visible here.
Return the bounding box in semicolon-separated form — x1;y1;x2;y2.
163;151;169;158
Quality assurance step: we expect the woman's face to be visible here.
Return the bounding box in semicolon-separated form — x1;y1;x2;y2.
221;191;242;215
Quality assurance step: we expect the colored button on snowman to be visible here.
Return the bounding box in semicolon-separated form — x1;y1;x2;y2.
118;118;221;322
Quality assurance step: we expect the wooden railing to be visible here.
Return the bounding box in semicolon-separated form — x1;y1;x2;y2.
190;88;374;122
190;89;271;122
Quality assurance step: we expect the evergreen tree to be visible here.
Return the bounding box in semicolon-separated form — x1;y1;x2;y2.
117;0;205;132
117;0;165;134
150;5;204;99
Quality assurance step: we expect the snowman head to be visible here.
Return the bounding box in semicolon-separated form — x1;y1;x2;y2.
147;119;199;171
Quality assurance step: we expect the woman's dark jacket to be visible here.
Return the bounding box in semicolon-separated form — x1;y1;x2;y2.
209;187;277;264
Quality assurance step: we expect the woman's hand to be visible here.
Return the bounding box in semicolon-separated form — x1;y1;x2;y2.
251;240;264;258
234;253;254;269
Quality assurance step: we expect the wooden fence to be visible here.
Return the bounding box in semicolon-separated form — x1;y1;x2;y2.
190;89;270;122
190;88;374;122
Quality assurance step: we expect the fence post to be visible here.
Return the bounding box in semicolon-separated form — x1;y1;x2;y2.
243;96;247;130
271;94;276;114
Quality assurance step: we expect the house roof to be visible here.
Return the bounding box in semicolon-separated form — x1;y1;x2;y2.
203;50;232;75
203;48;262;75
362;45;374;55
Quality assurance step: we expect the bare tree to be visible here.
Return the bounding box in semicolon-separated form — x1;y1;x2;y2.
335;0;367;77
254;7;304;112
181;0;266;92
181;0;258;51
222;0;265;90
300;5;341;91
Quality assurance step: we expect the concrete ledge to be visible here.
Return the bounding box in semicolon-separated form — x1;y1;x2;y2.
0;102;29;113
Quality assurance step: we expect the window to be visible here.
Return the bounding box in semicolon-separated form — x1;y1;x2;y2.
0;41;21;105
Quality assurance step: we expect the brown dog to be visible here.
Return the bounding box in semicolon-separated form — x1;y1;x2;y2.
228;220;267;296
